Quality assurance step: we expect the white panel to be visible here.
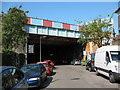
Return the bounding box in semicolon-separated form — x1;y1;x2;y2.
38;27;42;34
29;26;37;34
48;28;57;36
67;31;74;37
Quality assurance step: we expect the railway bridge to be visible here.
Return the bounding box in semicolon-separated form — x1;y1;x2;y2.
25;17;83;64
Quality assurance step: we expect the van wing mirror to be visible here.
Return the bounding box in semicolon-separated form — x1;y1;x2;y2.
106;56;111;63
106;52;111;63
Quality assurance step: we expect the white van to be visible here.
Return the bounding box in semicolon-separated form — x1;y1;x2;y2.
95;45;120;83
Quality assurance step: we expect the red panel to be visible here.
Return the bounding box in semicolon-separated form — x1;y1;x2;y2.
62;23;70;30
79;26;82;31
27;17;31;24
43;20;52;27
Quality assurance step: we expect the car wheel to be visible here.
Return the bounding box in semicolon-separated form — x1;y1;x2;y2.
49;70;52;76
89;67;92;72
109;72;116;83
38;77;42;88
50;71;53;76
96;68;100;76
51;68;53;73
45;75;47;81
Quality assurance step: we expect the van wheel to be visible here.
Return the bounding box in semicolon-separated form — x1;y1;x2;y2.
109;72;116;83
96;69;99;76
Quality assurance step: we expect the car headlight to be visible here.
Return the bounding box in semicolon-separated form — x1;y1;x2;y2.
28;77;40;81
115;65;118;71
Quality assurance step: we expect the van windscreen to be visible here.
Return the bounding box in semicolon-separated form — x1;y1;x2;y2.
110;51;120;61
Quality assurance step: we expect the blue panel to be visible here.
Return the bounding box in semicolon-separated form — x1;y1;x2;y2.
91;53;95;60
76;26;79;31
58;29;66;37
31;18;43;26
42;27;47;35
48;28;57;36
67;31;74;37
37;26;42;34
29;26;37;33
25;25;29;33
53;22;62;28
71;25;78;31
75;32;80;38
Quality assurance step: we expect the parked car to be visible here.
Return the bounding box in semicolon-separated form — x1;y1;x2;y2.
81;60;86;66
0;66;28;89
44;60;54;68
71;59;81;65
95;45;120;83
86;60;95;71
37;62;52;75
21;64;47;88
43;61;53;75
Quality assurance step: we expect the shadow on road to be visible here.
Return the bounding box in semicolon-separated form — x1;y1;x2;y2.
97;73;120;84
98;74;109;80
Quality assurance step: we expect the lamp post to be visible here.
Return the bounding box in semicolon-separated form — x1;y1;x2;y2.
40;36;42;62
40;36;47;62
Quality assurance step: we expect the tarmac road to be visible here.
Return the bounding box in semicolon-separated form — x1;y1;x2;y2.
41;65;120;89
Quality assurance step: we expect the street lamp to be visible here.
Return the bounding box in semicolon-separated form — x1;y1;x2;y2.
40;36;47;62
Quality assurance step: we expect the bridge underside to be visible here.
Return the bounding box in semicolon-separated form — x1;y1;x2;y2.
27;34;83;65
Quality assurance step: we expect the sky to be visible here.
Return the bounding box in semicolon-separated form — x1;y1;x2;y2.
2;2;119;36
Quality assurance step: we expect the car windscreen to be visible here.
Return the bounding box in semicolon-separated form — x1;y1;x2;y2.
21;64;40;73
42;63;48;67
110;51;120;61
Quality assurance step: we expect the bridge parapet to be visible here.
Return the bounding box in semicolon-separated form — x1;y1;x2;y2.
25;17;81;38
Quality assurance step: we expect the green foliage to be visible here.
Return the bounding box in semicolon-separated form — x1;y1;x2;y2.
17;53;25;68
2;49;17;66
2;5;29;50
77;15;112;48
2;49;25;68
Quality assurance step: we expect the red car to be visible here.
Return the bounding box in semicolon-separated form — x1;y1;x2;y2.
44;60;55;68
37;62;53;75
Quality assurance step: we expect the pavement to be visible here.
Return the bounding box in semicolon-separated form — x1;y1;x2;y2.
41;65;120;89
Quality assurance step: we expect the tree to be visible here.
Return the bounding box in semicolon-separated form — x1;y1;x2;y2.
2;5;29;50
76;15;113;48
